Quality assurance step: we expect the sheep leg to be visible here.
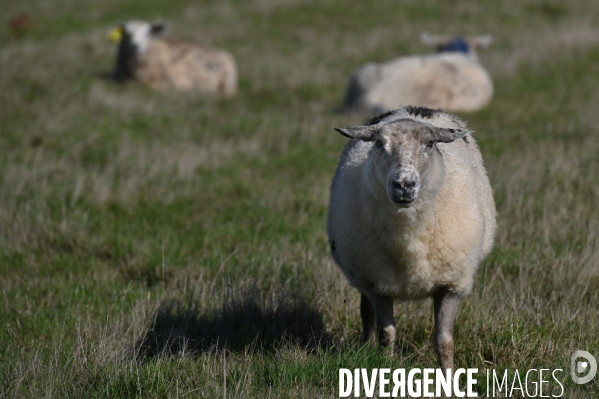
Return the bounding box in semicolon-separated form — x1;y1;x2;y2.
433;287;460;372
372;295;396;349
360;294;376;344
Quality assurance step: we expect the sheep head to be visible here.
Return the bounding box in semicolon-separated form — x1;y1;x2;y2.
110;20;168;80
110;20;168;54
335;119;471;208
420;32;492;62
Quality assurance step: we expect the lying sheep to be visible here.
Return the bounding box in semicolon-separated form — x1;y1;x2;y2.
344;33;493;114
109;20;237;96
327;106;496;370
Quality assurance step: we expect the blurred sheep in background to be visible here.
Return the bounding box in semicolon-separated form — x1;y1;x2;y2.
109;20;237;96
344;32;494;114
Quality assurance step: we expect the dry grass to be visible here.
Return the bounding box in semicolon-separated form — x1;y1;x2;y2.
1;0;599;397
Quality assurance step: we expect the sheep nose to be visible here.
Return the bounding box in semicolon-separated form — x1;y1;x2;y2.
392;179;416;190
388;175;419;206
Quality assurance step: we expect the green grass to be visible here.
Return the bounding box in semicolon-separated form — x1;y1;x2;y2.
2;0;599;397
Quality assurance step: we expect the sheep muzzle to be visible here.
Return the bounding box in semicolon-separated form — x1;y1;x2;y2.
388;172;420;207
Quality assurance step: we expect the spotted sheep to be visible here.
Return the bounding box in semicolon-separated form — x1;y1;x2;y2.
344;33;494;114
109;20;237;96
326;106;496;371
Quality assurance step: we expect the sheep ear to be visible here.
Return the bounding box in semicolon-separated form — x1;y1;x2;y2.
420;31;452;47
150;22;168;35
468;34;493;49
432;127;473;143
334;125;378;141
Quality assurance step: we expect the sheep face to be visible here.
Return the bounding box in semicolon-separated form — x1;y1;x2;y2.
335;118;472;208
120;20;167;56
111;20;167;80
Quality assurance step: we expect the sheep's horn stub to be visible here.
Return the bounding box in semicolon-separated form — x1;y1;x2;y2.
433;128;474;143
334;125;377;141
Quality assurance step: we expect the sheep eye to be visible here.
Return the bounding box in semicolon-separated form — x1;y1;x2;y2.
426;140;434;148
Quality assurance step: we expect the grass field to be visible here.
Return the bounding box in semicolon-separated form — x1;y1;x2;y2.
1;0;599;397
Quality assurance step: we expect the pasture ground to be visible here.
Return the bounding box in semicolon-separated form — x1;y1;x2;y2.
1;0;599;397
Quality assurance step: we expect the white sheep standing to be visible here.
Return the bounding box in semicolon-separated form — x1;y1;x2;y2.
327;106;496;371
109;20;237;96
344;33;494;114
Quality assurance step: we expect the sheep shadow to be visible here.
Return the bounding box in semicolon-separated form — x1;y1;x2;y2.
135;283;332;359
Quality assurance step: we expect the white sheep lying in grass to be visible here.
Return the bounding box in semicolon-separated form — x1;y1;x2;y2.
344;33;493;114
327;106;496;370
109;20;237;96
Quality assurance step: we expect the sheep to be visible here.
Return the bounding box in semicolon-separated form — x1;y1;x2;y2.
344;33;494;114
109;20;237;96
326;106;496;371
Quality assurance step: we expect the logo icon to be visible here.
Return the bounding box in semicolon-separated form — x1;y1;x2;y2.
571;350;597;384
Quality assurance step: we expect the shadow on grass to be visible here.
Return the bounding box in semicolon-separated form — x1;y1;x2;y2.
136;282;332;359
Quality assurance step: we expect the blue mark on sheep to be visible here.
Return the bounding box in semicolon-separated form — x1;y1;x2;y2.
438;38;470;54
